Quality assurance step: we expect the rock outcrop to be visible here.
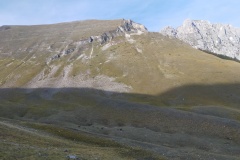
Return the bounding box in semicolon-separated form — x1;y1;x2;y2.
49;19;147;62
160;19;240;60
90;19;148;44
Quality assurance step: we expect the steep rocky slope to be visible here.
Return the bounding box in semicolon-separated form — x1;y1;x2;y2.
1;19;240;160
160;19;240;60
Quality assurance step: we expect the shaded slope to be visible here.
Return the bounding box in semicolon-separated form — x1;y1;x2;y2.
0;118;162;160
0;87;240;160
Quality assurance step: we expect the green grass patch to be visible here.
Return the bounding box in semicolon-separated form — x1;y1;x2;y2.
25;122;164;160
27;123;122;147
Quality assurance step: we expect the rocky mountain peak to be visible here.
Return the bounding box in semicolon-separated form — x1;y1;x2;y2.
122;19;148;32
117;19;148;34
160;19;240;61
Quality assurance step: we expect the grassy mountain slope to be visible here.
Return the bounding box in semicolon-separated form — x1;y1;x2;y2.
0;118;162;160
1;20;240;159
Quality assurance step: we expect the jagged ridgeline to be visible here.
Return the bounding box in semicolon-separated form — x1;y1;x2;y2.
160;19;240;60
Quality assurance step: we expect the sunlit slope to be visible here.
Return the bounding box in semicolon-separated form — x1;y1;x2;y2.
1;31;240;89
1;25;240;106
0;20;121;87
0;19;123;53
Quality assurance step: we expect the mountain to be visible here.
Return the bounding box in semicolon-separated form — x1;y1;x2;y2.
1;19;240;160
160;19;240;60
0;19;147;91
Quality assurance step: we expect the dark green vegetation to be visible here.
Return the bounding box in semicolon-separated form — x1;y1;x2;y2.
1;19;240;159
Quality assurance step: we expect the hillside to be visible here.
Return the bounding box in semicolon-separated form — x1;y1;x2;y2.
0;19;240;160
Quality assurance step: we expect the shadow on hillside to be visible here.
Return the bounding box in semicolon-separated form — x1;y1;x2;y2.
1;83;240;158
0;83;240;126
1;83;240;108
158;83;240;107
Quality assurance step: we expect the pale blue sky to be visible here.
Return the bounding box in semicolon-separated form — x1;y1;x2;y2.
0;0;239;31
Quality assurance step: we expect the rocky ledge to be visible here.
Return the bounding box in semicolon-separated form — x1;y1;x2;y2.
94;19;147;44
160;19;240;61
49;19;147;62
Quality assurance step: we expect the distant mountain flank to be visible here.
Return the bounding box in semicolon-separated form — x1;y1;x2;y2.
160;19;240;61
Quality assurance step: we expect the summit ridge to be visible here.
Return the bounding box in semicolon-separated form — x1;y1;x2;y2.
160;19;240;60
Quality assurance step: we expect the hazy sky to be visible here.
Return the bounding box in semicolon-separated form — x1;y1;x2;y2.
0;0;239;31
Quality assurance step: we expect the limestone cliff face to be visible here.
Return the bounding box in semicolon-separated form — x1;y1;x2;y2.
160;19;240;60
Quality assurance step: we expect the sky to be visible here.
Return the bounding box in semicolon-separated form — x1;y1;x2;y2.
0;0;239;31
